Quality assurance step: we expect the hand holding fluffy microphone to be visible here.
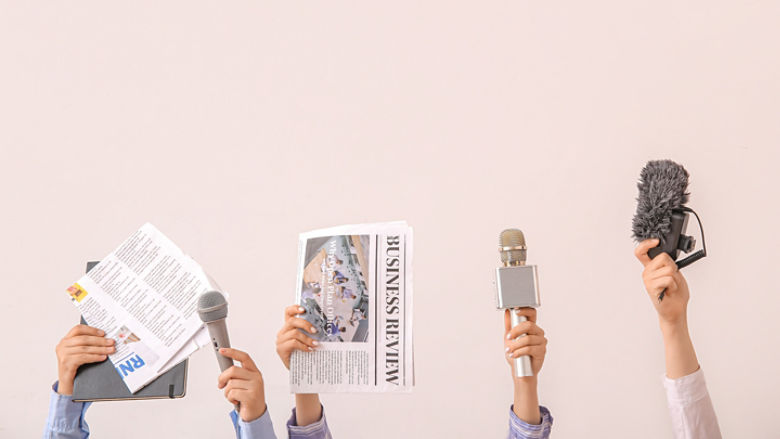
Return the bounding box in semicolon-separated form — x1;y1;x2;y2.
55;324;115;395
635;238;691;331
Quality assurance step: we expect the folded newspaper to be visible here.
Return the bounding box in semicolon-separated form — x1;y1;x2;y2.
66;223;213;393
290;221;414;393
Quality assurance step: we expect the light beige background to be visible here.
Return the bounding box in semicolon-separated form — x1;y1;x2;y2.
1;1;778;438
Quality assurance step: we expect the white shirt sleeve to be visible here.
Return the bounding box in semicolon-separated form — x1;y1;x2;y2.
663;368;722;439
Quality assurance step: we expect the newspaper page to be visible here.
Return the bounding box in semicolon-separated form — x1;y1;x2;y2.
66;223;214;393
290;221;414;393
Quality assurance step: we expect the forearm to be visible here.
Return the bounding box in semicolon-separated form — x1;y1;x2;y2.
294;393;322;426
660;319;699;379
513;377;541;425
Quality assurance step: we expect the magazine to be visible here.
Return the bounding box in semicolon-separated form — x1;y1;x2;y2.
66;223;213;393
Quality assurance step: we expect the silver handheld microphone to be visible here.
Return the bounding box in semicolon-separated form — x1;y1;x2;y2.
495;229;541;378
197;291;238;410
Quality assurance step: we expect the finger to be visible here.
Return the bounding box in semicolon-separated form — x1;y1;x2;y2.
281;329;319;348
283;318;318;335
504;309;511;333
511;307;537;323
66;325;105;338
634;239;659;266
505;335;547;351
647;264;678;282
226;388;253;406
64;335;115;348
647;251;675;272
506;321;545;340
70;353;109;366
650;277;678;295
218;366;255;388
65;345;115;356
285;305;306;319
277;339;314;356
219;348;258;372
508;345;546;360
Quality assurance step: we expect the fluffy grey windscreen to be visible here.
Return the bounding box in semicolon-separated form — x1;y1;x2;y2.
631;160;690;241
197;290;228;321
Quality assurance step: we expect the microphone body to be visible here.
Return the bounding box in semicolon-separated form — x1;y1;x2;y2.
206;317;234;372
197;291;237;410
495;229;541;378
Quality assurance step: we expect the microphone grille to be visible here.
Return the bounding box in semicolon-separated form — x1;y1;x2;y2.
499;229;527;265
198;290;228;322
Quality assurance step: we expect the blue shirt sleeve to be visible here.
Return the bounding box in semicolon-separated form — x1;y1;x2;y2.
42;382;92;439
230;409;277;439
286;406;332;439
507;405;553;439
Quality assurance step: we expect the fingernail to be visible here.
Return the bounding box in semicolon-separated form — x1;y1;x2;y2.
506;333;512;340
505;347;510;353
312;341;319;346
98;330;105;336
310;327;318;334
298;307;305;312
507;352;513;358
307;347;314;351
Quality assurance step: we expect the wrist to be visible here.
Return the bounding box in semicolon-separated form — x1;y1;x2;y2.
513;375;538;391
57;368;76;395
659;317;689;339
242;403;267;422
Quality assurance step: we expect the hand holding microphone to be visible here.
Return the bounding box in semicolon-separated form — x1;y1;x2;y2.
504;308;547;377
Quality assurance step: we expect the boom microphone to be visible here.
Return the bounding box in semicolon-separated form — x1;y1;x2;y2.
632;160;707;300
495;229;540;378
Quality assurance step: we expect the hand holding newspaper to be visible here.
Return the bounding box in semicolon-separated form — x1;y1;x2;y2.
290;221;414;393
66;223;214;393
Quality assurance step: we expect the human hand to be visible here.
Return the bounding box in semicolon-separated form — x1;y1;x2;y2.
504;308;547;378
275;305;319;370
217;348;267;422
635;239;690;329
55;324;115;395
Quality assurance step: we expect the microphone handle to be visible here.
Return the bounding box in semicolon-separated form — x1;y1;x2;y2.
206;319;239;412
510;310;534;378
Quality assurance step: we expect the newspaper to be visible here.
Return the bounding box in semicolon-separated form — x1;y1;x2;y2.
66;223;213;393
290;221;414;393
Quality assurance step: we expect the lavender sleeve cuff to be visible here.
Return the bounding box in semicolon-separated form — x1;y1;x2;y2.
287;406;332;439
507;405;553;439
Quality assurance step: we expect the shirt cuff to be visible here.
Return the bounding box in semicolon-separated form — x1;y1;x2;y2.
287;406;331;439
45;382;91;433
508;405;553;439
230;408;276;439
663;367;709;407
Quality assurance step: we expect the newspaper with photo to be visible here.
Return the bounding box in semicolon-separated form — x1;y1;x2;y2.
290;221;414;393
66;223;214;393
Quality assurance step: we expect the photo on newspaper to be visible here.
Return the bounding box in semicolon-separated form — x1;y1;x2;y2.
290;221;414;393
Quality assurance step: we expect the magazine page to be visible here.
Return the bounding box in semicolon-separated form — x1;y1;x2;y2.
290;221;414;393
66;223;214;393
